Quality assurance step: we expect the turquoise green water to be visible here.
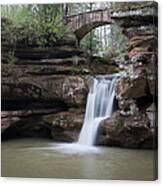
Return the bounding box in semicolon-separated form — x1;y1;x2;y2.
1;138;157;180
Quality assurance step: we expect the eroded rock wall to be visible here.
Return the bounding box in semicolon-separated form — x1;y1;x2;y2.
1;15;118;140
1;21;89;139
1;2;158;149
98;2;157;149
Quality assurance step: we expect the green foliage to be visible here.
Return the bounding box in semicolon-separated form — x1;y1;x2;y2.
69;66;83;75
1;3;128;62
1;5;32;25
1;4;71;47
7;51;18;64
1;17;35;48
30;4;70;46
80;31;100;56
73;3;128;58
106;25;128;56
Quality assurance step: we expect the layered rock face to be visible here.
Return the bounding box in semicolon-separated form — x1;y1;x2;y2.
1;15;118;140
98;2;157;149
47;111;84;142
2;64;88;107
1;2;157;149
1;22;89;139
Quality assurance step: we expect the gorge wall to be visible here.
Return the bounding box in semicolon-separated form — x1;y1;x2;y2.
98;2;158;148
1;33;88;140
1;2;157;149
1;23;117;141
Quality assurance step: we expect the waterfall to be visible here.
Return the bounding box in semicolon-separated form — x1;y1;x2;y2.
54;74;119;154
78;74;118;146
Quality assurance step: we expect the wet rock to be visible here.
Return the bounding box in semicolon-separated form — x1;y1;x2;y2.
97;112;156;149
45;111;84;142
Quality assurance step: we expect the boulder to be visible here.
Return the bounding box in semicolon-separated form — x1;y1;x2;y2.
116;75;148;99
44;111;84;142
97;112;156;149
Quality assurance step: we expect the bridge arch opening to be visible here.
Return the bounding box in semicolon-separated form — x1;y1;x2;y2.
79;24;128;59
65;7;128;62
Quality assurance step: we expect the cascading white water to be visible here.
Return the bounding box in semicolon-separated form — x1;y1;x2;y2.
78;74;118;146
54;74;119;154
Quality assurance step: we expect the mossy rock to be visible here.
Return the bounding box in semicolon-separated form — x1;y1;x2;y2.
89;56;118;74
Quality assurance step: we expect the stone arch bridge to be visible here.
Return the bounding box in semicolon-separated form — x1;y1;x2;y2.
65;9;113;41
65;4;157;42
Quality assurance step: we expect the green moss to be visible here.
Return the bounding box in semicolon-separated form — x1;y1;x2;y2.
69;66;83;75
68;107;77;113
8;51;18;64
115;118;124;132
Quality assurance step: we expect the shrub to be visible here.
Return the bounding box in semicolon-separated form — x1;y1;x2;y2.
1;4;71;47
